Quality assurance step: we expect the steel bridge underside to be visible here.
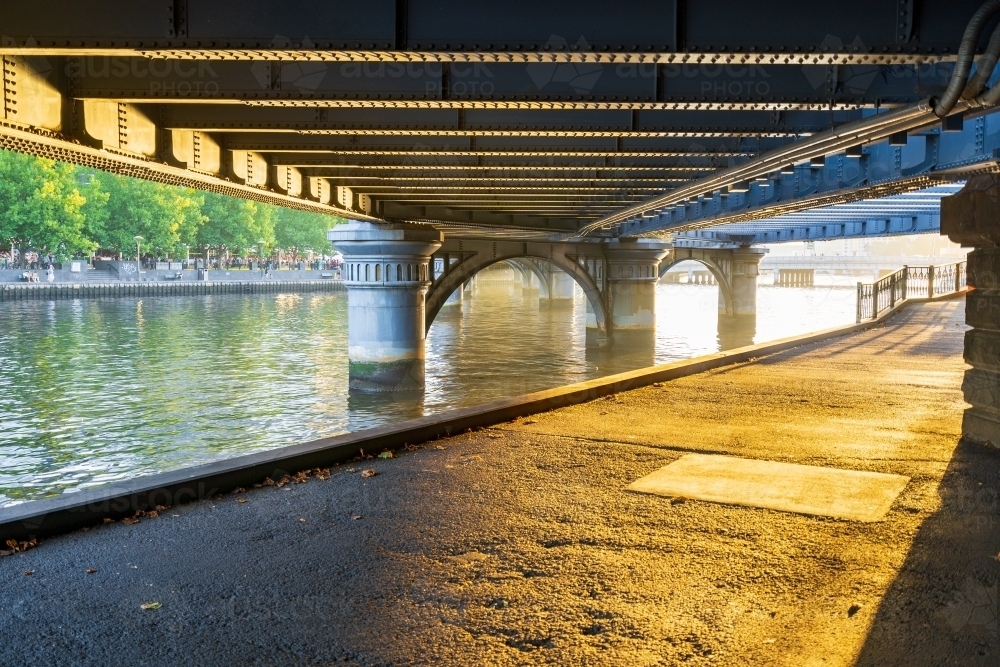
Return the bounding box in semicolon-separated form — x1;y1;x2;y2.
2;1;1000;243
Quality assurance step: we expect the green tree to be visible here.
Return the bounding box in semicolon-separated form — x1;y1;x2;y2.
198;193;275;257
0;150;95;261
89;172;205;259
78;170;111;249
272;206;338;260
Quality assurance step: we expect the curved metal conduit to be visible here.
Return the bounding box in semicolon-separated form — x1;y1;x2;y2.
581;0;1000;236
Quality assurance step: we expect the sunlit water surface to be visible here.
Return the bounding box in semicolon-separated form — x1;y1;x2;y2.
0;272;855;505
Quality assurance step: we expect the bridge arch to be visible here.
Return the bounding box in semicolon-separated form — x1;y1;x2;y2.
659;256;735;315
425;252;608;335
503;258;552;298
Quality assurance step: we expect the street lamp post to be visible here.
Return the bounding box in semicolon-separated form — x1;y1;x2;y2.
134;236;143;276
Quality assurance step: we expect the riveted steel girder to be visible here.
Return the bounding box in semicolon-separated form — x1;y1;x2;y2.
0;0;987;62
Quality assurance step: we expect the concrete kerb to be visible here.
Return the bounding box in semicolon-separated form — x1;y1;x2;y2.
0;289;968;543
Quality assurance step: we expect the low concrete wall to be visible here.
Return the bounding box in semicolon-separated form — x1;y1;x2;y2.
0;267;88;283
0;289;966;542
0;279;345;302
0;267;341;284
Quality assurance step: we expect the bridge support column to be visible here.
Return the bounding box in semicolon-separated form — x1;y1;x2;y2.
541;268;576;306
720;248;765;316
605;240;669;342
549;269;576;303
443;285;464;310
942;176;1000;447
327;221;443;392
513;262;539;294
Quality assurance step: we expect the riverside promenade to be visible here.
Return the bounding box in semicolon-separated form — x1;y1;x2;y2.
1;298;996;666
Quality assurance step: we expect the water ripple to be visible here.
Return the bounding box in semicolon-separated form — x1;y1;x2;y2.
0;276;855;506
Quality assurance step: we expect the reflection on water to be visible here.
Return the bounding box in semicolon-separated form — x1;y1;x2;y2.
0;272;856;505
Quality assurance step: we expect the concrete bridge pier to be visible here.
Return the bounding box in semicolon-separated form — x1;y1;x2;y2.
540;267;576;307
605;241;670;343
327;221;443;392
942;176;1000;447
442;285;464;310
719;248;766;318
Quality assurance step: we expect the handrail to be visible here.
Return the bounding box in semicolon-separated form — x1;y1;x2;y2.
856;261;967;322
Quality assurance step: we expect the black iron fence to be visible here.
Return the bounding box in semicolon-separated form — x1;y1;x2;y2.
856;261;967;322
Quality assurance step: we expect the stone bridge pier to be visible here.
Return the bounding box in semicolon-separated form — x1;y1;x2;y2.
725;248;767;318
328;221;442;392
605;240;670;342
941;175;1000;447
542;267;577;306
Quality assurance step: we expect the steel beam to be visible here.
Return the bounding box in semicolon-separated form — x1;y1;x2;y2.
0;0;987;62
59;57;942;110
157;107;850;137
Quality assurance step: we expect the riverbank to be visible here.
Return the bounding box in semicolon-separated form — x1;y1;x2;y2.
2;295;992;666
0;278;344;301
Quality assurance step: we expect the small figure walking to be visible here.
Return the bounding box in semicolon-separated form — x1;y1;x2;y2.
46;265;55;283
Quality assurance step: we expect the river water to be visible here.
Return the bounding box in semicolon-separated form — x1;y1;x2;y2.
0;269;857;506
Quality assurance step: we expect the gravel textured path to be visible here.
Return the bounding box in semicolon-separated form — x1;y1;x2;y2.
2;298;996;666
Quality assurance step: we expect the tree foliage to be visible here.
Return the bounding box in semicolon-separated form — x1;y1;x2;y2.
87;171;206;258
198;193;273;255
0;149;343;259
271;206;332;259
0;151;95;259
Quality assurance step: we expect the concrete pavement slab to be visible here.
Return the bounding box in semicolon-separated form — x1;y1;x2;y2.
627;453;910;522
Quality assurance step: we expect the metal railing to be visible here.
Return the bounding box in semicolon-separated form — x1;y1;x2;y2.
856;261;967;322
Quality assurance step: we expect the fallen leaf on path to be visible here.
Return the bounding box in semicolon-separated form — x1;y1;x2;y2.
86;568;97;574
236;498;247;504
6;538;38;553
314;468;331;480
361;469;377;478
103;517;114;524
140;601;161;610
671;497;687;505
378;451;393;459
434;445;446;451
351;515;362;520
23;570;33;576
523;419;538;424
299;518;307;523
